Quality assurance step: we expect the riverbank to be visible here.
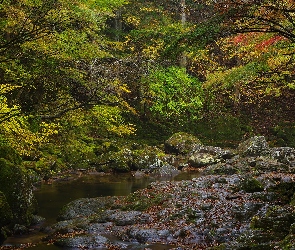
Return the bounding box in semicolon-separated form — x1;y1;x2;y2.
2;134;295;249
35;136;295;249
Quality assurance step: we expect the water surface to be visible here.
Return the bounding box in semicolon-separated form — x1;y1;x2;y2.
3;171;200;249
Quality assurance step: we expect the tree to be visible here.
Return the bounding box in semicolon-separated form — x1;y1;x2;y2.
204;0;295;42
0;0;128;119
140;66;204;125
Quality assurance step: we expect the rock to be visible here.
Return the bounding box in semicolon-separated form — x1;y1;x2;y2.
0;145;37;243
103;210;144;226
150;164;180;179
235;176;264;193
188;146;234;168
57;196;120;221
0;191;12;227
126;228;169;243
0;191;12;243
270;147;295;164
108;148;132;172
104;145;166;173
39;135;295;249
55;235;109;248
130;146;165;171
30;215;45;225
250;205;295;238
13;224;29;235
164;132;202;155
237;136;270;156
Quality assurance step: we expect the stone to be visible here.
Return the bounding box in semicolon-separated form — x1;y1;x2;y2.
237;136;270;156
164;132;202;155
0;145;37;243
57;196;119;221
55;235;109;248
270;147;295;164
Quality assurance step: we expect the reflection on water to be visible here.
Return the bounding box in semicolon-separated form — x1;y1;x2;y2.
34;173;152;225
3;171;201;249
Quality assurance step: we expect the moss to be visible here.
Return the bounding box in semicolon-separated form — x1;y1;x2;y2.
280;233;295;249
107;148;131;172
0;145;22;165
0;191;12;227
250;206;295;241
238;177;264;193
271;122;295;147
164;132;202;155
123;192;168;211
270;182;295;204
0;150;37;226
130;146;164;171
237;230;277;249
208;244;227;250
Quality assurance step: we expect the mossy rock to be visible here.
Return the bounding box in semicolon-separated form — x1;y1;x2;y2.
0;144;22;165
270;182;295;204
0;191;12;244
239;177;264;193
280;233;295;249
0;147;37;226
107;148;132;172
271;122;295;148
0;191;12;226
237;136;270;157
164;132;202;155
250;205;295;240
237;230;277;249
100;145;166;173
130;146;165;171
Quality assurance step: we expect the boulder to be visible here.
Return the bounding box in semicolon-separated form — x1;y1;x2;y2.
55;235;109;248
0;158;37;226
0;145;37;243
237;136;270;156
105;145;166;172
164;132;202;155
188;146;234;168
150;164;180;179
0;191;12;227
270;147;295;164
0;191;12;243
57;196;121;221
130;146;165;171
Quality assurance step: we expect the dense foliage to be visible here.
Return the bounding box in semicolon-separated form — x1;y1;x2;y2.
0;0;294;176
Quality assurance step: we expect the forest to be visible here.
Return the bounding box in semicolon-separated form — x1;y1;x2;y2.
1;0;295;247
0;0;294;175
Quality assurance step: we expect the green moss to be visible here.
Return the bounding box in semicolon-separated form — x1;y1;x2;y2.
0;145;22;165
123;192;168;211
165;132;202;155
270;182;295;204
271;122;295;147
280;233;295;249
0;191;12;227
0;149;37;226
238;177;264;193
250;206;295;242
237;230;277;249
208;244;227;250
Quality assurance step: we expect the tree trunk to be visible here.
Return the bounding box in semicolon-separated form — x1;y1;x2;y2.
115;9;122;42
179;0;187;68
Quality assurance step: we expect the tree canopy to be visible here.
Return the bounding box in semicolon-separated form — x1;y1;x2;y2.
0;0;294;167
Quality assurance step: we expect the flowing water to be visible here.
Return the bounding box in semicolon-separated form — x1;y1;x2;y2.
2;171;200;250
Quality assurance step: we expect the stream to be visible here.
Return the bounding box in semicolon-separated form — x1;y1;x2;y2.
2;171;200;249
